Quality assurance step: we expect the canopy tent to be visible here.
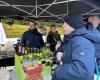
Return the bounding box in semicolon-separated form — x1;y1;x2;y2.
0;0;100;21
81;0;100;10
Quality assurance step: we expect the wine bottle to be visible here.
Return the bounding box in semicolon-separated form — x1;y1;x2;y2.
16;39;22;56
22;45;25;55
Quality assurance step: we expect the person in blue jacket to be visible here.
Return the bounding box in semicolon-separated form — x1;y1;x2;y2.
92;14;100;72
52;13;100;80
21;20;44;48
84;13;100;72
96;25;100;71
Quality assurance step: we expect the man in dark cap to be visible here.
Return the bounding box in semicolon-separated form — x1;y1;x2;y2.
52;13;100;80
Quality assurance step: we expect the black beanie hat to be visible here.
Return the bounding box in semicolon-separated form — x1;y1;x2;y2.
64;13;85;29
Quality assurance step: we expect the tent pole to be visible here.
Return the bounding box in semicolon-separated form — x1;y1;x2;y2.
0;0;36;17
2;16;15;20
81;0;100;10
38;0;57;17
38;6;63;20
0;4;35;7
82;8;97;15
13;5;35;7
28;14;66;17
0;0;78;7
67;2;69;15
27;7;36;17
38;0;78;7
36;0;38;17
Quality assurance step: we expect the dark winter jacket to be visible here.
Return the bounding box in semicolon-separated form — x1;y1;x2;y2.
52;25;100;80
21;28;44;48
47;31;62;52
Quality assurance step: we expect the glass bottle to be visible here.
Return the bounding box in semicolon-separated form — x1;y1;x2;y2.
16;39;22;56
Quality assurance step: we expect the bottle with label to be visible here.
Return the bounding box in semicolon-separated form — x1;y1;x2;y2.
27;47;29;53
16;39;22;56
18;44;22;55
34;48;37;53
30;48;33;53
21;45;25;55
25;47;28;55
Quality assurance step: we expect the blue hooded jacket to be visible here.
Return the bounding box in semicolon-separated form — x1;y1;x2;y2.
95;25;100;59
52;25;100;80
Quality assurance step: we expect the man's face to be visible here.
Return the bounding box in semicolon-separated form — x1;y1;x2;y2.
62;22;74;35
51;27;56;33
88;15;100;27
29;22;36;30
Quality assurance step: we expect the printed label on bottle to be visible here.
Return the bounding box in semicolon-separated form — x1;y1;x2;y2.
22;47;25;54
19;46;21;53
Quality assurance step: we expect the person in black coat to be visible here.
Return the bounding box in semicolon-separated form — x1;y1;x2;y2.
47;24;62;52
21;20;44;49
